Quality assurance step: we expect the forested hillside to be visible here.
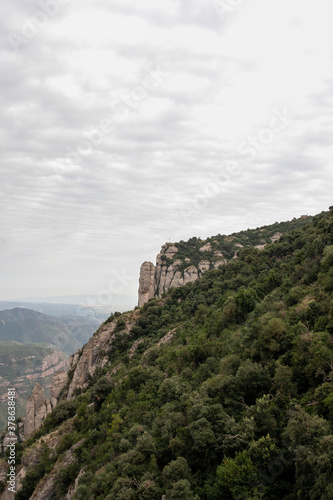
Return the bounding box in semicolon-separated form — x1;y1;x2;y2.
6;208;333;499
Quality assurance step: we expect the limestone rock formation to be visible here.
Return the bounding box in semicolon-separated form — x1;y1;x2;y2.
138;242;226;306
137;220;303;306
4;419;78;499
198;260;210;273
23;370;68;438
154;244;181;297
255;244;267;250
138;261;155;307
199;242;212;252
67;312;136;399
50;370;68;408
183;265;199;284
271;232;283;242
24;383;49;437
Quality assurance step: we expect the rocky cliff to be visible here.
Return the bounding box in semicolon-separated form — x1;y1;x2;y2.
137;226;296;306
23;371;68;437
20;309;139;438
138;261;155;307
0;345;68;433
138;243;222;307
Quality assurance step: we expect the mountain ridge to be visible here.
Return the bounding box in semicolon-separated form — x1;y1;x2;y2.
138;215;312;306
2;208;333;499
0;307;97;354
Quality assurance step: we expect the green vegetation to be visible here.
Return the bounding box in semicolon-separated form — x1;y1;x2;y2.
13;209;333;499
174;216;311;272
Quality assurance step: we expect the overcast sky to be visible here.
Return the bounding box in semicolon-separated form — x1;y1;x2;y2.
1;0;333;303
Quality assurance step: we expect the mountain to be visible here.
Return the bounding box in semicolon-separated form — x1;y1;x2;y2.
2;208;333;499
5;293;136;309
0;342;67;432
0;307;99;354
0;301;112;323
138;215;312;306
0;307;109;433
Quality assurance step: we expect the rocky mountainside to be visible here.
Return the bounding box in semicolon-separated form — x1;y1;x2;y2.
3;209;333;499
138;216;311;306
0;306;102;432
0;342;68;432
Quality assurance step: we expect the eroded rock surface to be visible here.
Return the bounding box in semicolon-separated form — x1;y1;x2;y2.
138;261;155;307
24;383;49;437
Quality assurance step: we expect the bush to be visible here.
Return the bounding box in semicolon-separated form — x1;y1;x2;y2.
42;400;76;432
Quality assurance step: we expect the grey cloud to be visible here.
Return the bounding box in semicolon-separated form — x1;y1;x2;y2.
0;1;332;300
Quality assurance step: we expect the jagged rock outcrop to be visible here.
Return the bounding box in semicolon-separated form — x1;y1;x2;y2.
138;242;227;306
199;242;212;252
3;419;77;499
137;219;306;307
138;261;155;307
154;244;180;297
24;383;51;437
23;370;68;438
23;315;133;435
0;346;68;434
67;311;137;399
271;232;283;242
50;370;68;408
29;439;84;499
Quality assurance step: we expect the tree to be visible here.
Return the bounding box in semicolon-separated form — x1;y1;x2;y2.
217;451;260;499
166;479;199;500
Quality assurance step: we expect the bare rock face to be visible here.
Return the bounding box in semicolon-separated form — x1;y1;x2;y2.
9;420;79;500
138;226;288;307
154;245;182;297
199;243;212;252
50;370;68;408
24;383;49;437
271;232;283;243
29;439;84;500
214;259;227;268
184;266;199;284
164;244;178;257
139;242;221;306
198;260;210;273
23;370;68;438
138;261;155;308
67;314;135;399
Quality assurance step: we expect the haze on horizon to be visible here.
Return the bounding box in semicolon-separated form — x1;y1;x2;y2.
1;0;333;302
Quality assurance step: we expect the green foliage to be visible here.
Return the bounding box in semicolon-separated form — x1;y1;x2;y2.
166;479;199;500
14;208;333;499
41;400;76;433
217;451;259;498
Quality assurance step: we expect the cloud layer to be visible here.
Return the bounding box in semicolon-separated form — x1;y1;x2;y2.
1;0;333;301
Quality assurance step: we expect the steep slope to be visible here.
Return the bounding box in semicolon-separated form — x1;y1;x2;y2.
138;216;312;306
3;208;333;500
0;307;98;432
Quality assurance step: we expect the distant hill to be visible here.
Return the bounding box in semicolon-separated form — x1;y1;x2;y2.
0;307;97;354
0;301;112;322
0;306;102;432
5;293;137;308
